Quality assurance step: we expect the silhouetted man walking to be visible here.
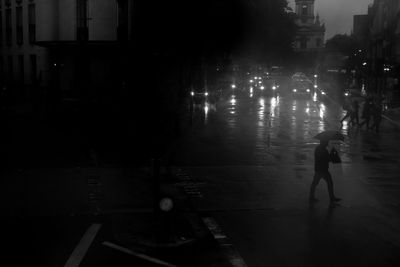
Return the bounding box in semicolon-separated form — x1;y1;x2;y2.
309;139;341;203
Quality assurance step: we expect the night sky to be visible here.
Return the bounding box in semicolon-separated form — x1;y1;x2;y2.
289;0;373;39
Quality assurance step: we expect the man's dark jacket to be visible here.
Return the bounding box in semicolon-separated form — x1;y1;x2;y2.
314;144;331;172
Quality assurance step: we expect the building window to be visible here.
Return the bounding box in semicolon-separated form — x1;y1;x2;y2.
117;0;128;41
18;55;24;84
5;9;12;46
30;54;37;84
7;55;13;83
16;6;23;45
316;38;322;47
28;3;36;44
300;39;307;49
77;0;88;41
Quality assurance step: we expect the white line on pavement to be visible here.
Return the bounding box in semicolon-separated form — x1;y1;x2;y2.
64;223;102;267
101;241;178;267
202;217;248;267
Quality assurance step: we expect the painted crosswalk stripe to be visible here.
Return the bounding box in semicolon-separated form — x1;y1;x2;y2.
102;241;178;267
64;223;102;267
202;217;248;267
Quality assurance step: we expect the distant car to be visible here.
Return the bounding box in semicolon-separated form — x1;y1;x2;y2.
291;72;309;81
291;80;313;98
265;78;280;97
190;90;209;105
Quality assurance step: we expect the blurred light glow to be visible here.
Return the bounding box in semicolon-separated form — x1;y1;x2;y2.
204;104;209;115
313;93;317;101
231;84;236;89
306;89;310;93
205;92;209;96
250;79;254;83
250;87;253;93
260;86;265;90
272;86;277;90
270;96;279;117
314;84;318;88
191;91;194;96
319;103;326;119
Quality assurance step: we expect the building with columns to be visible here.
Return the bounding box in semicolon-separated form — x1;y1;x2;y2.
293;0;325;52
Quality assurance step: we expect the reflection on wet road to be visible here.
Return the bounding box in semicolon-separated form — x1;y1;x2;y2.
183;94;332;165
181;93;400;167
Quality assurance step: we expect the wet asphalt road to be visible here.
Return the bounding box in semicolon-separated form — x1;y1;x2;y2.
175;89;400;266
2;86;400;266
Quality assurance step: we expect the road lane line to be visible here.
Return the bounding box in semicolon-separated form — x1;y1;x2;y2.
102;241;178;267
64;223;102;267
202;217;248;267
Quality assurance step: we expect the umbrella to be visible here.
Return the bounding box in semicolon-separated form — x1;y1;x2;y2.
314;130;344;141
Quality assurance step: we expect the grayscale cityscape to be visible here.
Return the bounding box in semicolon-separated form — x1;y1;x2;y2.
1;0;400;266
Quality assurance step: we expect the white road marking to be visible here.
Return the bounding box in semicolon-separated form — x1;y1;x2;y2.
64;223;102;267
202;217;248;267
102;241;178;267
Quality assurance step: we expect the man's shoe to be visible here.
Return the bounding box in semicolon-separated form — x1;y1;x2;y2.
330;197;342;202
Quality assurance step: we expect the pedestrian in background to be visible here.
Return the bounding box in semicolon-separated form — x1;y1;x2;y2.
370;98;383;133
309;139;342;204
359;97;373;129
350;99;359;126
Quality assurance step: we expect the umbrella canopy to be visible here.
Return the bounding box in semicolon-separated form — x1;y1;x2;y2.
314;130;345;141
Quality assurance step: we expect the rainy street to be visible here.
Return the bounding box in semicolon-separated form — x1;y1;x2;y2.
2;0;400;266
174;84;400;266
